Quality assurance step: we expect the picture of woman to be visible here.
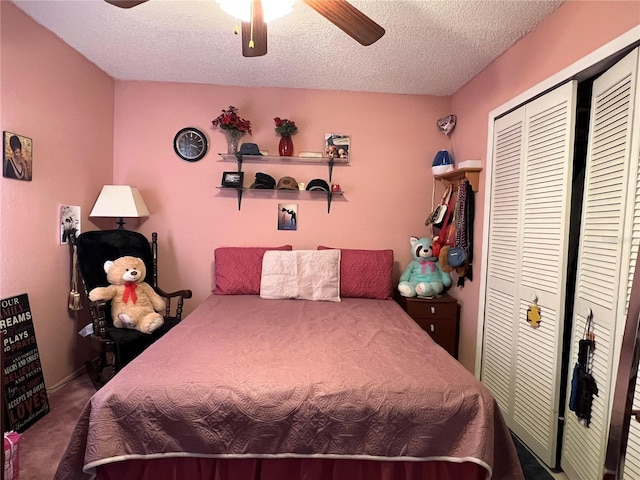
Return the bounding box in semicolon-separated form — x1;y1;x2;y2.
3;132;33;181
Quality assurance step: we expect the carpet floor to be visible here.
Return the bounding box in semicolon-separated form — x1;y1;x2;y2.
17;373;558;480
18;372;95;480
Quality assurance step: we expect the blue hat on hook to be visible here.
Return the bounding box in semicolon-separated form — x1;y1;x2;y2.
432;150;454;175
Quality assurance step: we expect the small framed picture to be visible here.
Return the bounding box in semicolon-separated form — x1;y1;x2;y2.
324;133;350;161
222;171;244;188
278;203;297;231
3;131;33;181
60;205;81;245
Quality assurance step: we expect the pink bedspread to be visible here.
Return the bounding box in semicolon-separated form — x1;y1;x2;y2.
54;295;523;480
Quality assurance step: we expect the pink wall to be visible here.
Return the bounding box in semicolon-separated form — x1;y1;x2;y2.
2;0;638;386
113;81;451;309
450;0;640;370
0;2;114;387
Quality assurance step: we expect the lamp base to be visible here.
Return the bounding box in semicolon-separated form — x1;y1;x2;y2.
116;217;126;230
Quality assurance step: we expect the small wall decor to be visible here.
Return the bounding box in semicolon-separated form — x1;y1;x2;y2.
3;131;33;181
222;171;244;188
324;134;350;161
278;203;297;231
436;115;457;136
60;205;81;245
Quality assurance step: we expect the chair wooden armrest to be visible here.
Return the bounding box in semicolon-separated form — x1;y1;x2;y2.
88;298;110;339
155;287;193;320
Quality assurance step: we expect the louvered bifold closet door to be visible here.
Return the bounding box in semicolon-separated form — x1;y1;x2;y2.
623;150;640;480
625;372;640;480
481;81;577;468
511;81;578;468
482;108;525;414
561;47;639;480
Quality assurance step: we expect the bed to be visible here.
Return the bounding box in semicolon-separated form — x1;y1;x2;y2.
54;247;524;480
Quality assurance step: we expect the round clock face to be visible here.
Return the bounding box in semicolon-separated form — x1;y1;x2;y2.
174;127;208;162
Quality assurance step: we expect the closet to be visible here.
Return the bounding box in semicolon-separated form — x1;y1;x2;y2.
482;80;577;468
479;46;640;480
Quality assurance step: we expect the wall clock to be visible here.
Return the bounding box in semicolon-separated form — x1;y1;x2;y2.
174;127;208;162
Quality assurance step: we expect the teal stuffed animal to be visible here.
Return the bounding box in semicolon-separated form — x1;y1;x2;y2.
398;236;452;298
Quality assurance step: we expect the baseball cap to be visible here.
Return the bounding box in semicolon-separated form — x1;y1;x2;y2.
306;179;330;192
250;172;276;189
276;176;299;190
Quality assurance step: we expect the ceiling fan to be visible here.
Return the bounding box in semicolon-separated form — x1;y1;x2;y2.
104;0;385;57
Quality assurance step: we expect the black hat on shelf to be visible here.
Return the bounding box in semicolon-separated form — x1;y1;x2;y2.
306;179;330;192
238;143;263;156
250;172;276;189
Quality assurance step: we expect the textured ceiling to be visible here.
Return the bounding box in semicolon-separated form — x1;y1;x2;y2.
13;0;564;96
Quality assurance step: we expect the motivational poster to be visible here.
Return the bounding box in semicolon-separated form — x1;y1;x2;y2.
1;293;49;432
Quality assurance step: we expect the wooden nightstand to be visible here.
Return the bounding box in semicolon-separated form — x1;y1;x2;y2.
396;293;460;358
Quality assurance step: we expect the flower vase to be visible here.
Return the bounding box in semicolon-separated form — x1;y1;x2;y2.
278;135;294;157
225;130;245;155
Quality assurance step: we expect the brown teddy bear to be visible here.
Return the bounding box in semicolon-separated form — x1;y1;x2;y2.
89;256;166;334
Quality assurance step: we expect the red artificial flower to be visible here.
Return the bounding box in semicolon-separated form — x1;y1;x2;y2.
274;117;298;136
212;106;252;134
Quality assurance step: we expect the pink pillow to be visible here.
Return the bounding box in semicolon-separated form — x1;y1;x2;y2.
317;246;394;299
214;246;293;295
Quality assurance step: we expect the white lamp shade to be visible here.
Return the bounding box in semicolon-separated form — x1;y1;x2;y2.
89;185;150;218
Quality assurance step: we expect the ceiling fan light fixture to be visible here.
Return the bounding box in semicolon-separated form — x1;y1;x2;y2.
216;0;296;23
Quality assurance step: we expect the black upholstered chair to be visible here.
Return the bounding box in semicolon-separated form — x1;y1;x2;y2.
70;229;192;389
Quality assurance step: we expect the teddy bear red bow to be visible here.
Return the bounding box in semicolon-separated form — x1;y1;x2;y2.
89;255;166;334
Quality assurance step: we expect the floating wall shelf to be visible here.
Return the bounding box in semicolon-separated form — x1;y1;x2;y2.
218;154;348;212
216;187;344;212
219;153;350;164
434;167;483;192
219;154;349;182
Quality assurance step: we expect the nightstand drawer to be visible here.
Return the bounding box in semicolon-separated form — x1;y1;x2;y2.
413;317;458;357
403;300;457;320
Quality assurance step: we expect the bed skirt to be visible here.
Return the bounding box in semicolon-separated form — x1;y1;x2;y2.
96;457;488;480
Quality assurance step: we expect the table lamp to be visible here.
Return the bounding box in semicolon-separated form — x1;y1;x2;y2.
89;185;150;229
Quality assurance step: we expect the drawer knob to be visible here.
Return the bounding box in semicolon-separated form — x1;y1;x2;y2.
430;306;436;314
430;324;435;332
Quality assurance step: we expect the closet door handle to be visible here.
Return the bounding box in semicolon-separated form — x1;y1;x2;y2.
633;409;640;423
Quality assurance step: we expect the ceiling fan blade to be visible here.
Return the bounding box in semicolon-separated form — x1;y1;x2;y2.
104;0;148;8
242;0;268;57
303;0;384;46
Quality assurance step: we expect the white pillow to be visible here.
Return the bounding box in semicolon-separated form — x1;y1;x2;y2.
260;250;341;302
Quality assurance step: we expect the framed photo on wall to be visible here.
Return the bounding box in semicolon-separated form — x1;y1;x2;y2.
278;203;297;231
324;133;350;162
222;171;244;188
3;131;33;181
60;205;81;245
